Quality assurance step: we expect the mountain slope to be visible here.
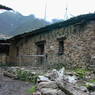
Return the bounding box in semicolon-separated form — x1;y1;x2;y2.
0;11;50;38
0;11;23;35
10;15;50;36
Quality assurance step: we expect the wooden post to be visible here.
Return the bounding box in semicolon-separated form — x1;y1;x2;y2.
19;55;22;67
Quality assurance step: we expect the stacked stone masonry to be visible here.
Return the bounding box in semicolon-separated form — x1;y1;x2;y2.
8;20;95;69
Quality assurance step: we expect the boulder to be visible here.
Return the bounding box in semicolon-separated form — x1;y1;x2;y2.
40;88;58;95
90;91;95;95
32;91;41;95
58;67;65;79
45;69;59;81
64;75;77;84
45;67;65;81
37;81;58;90
40;88;66;95
57;90;66;95
79;86;88;92
56;79;89;95
3;71;18;79
37;76;50;83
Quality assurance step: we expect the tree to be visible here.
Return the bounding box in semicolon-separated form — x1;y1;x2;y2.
0;4;13;10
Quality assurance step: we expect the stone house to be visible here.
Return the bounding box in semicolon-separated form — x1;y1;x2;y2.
6;13;95;69
0;40;10;65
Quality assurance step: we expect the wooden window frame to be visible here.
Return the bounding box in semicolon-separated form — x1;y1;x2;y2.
35;40;46;64
57;37;66;55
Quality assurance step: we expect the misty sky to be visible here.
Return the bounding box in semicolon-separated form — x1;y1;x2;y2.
0;0;95;21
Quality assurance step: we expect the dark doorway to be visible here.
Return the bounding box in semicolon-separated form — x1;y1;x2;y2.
36;41;45;64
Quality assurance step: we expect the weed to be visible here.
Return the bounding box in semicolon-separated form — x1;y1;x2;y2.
89;79;95;83
74;68;89;79
26;85;37;94
16;69;38;83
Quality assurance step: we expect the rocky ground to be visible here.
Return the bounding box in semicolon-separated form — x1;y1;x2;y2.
0;72;32;95
36;68;95;95
0;67;95;95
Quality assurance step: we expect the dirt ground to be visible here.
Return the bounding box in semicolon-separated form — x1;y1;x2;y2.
0;73;33;95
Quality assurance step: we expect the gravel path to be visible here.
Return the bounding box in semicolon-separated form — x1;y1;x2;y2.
0;73;33;95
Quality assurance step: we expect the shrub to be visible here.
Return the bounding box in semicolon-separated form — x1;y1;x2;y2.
16;69;38;83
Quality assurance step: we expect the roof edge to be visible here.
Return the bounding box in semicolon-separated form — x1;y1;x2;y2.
8;13;95;41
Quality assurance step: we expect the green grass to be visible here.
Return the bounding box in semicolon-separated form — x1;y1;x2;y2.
74;68;90;79
26;86;37;94
89;79;95;83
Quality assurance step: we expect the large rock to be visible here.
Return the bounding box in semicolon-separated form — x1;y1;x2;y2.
64;75;77;84
37;81;58;90
45;68;65;81
57;90;66;95
58;67;65;79
45;69;59;81
79;86;88;92
90;91;95;95
3;71;18;79
37;76;50;83
56;79;89;95
40;88;66;95
32;91;41;95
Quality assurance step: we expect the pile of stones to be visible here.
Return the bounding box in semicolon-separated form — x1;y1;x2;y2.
33;68;95;95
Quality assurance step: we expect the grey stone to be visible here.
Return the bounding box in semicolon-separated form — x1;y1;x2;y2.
40;88;59;95
79;86;88;92
90;92;95;95
64;75;77;84
38;81;58;90
46;69;59;81
58;67;65;79
37;76;50;83
57;90;66;95
56;79;89;95
32;91;41;95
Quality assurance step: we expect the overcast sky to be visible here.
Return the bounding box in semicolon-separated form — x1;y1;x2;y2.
0;0;95;21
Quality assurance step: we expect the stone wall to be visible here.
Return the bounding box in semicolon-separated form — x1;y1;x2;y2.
0;54;7;65
8;20;95;69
